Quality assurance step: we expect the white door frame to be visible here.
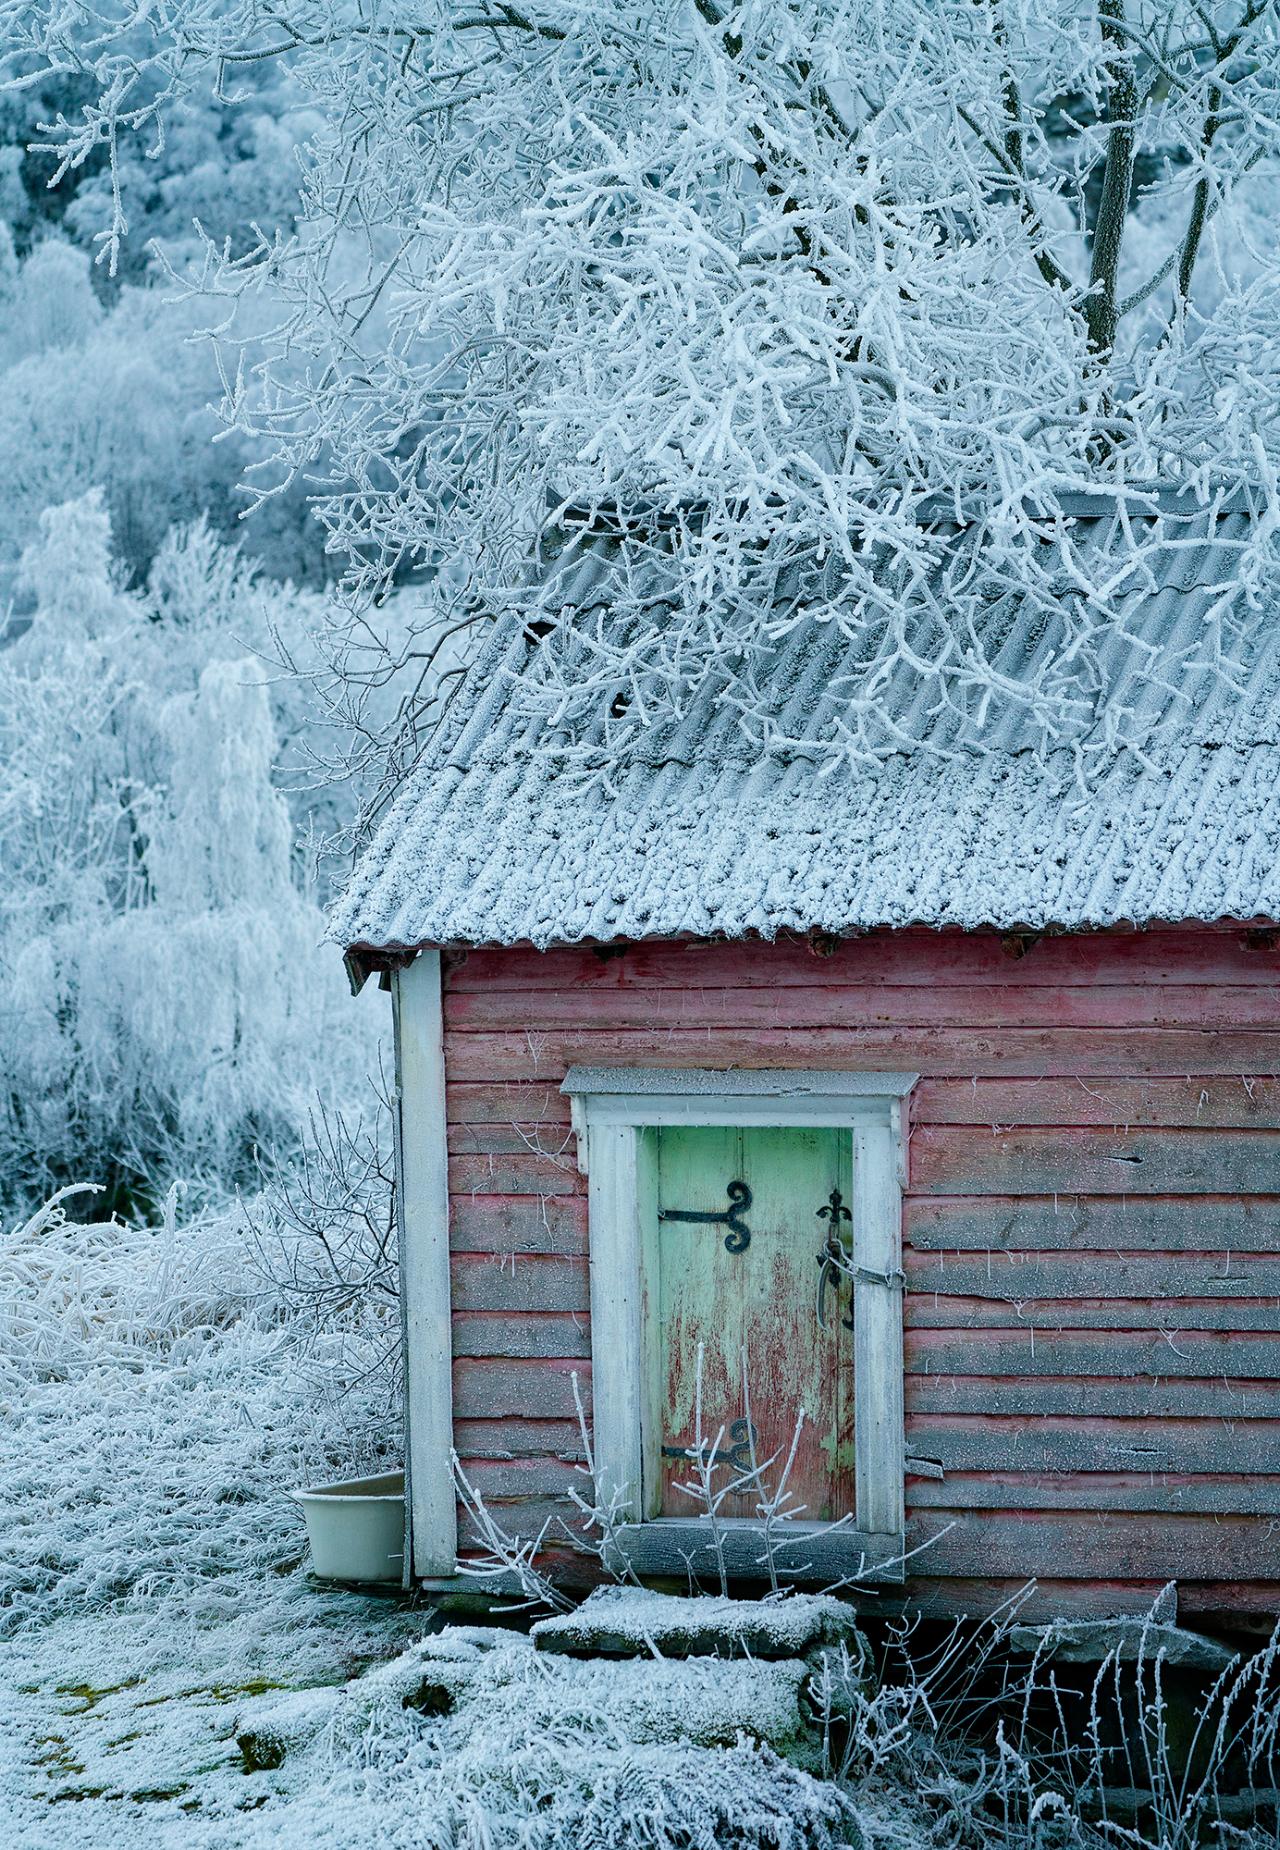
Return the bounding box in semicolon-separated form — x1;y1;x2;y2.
562;1067;916;1582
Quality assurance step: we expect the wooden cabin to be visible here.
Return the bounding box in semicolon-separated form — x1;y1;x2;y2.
334;493;1280;1624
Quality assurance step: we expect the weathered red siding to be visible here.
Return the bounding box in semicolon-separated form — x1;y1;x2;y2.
442;926;1280;1619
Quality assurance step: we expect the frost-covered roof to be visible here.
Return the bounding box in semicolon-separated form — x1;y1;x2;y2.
332;492;1280;954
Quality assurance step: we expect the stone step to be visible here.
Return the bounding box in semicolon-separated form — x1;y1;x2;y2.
531;1586;865;1661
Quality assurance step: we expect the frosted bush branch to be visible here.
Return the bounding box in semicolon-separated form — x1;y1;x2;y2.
247;1096;398;1330
244;1092;402;1435
671;1339;737;1596
450;1449;574;1613
565;1368;646;1588
740;1345;807;1596
807;1588;1280;1850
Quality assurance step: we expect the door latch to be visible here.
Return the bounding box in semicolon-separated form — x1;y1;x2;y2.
661;1418;760;1473
815;1188;854;1329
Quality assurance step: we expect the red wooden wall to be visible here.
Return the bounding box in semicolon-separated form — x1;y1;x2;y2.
441;926;1280;1621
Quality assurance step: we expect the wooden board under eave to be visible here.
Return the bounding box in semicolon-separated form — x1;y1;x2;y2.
444;928;1280;993
431;925;1280;1614
445;982;1280;1031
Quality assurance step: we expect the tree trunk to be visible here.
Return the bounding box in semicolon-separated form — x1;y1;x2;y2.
1085;0;1138;358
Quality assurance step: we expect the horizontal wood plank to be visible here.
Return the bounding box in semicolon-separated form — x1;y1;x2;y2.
888;1577;1187;1620
455;1457;584;1499
446;1082;572;1125
906;1473;1280;1514
452;1312;591;1360
906;1250;1280;1299
915;1077;1280;1129
905;1196;1280;1252
451;1254;589;1313
903;1415;1280;1474
890;1576;1280;1620
906;1297;1280;1331
444;1542;600;1594
615;1519;903;1585
907;1510;1276;1580
450;1121;579;1157
446;983;1280;1032
444;931;1280;993
452;1359;589;1420
905;1374;1280;1418
457;1497;584;1554
444;1027;1280;1081
912;1126;1280;1196
906;1327;1280;1378
1176;1582;1280;1616
453;1418;586;1459
449;1152;582;1196
450;1194;588;1255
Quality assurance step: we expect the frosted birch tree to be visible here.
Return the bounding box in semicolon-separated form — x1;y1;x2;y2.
0;495;375;1212
4;2;1279;806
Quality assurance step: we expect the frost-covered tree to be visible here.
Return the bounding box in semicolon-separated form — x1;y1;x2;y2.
0;494;376;1216
0;25;311;273
4;2;1280;803
0;232;341;591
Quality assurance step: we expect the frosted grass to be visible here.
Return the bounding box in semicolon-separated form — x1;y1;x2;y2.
0;1189;866;1848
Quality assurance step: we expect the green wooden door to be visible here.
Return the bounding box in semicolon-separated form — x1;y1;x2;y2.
651;1125;854;1523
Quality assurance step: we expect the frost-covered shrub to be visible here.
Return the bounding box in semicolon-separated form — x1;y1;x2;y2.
2;234;101;354
811;1600;1280;1850
0;494;377;1215
0;1183;400;1639
245;1101;402;1449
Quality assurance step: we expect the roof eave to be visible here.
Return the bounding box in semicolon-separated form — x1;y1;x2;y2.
341;914;1280;984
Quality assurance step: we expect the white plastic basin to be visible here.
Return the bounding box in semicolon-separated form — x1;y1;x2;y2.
293;1470;405;1583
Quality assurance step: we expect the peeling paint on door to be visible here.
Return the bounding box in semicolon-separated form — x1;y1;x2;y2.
653;1125;855;1521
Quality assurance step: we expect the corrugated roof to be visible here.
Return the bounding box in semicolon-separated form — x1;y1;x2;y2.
331;492;1280;953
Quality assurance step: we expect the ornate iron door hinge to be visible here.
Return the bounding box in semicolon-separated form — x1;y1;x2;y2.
817;1188;851;1234
659;1179;753;1252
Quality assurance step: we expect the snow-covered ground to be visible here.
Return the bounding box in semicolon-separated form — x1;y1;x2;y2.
0;1188;419;1847
0;1190;877;1849
1;1584;428;1847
